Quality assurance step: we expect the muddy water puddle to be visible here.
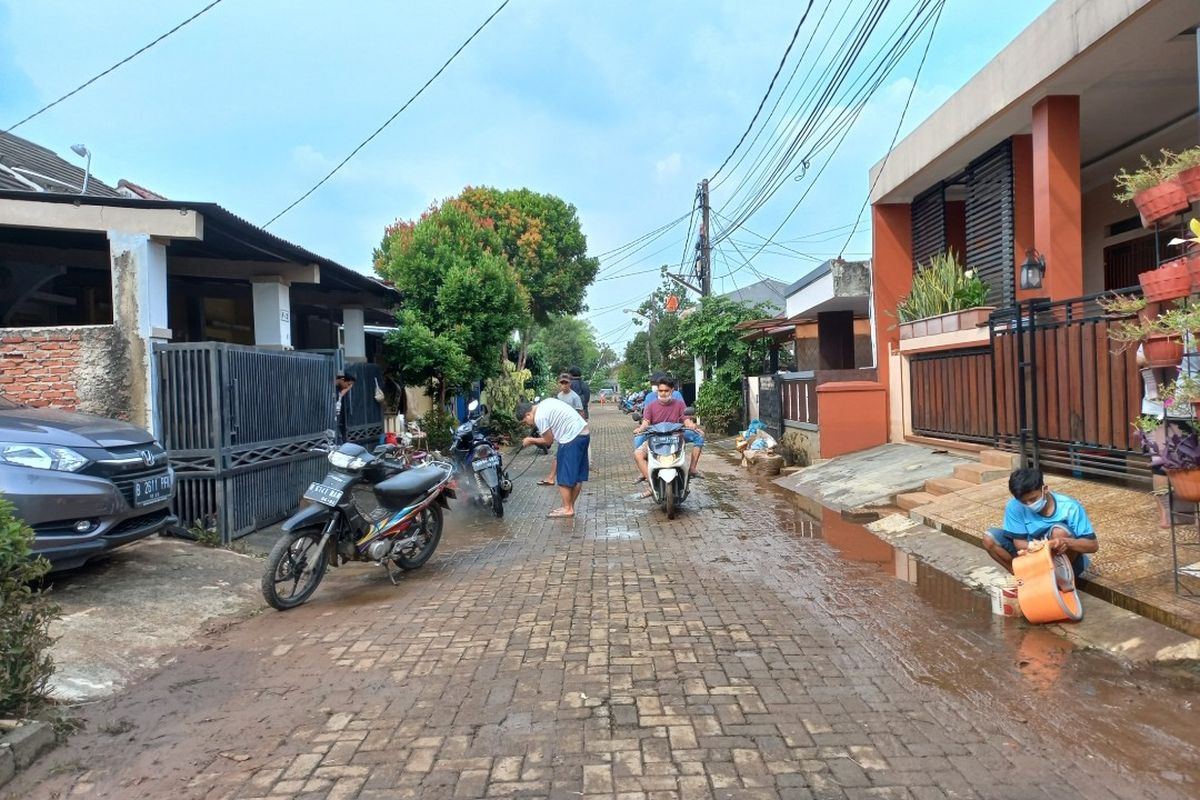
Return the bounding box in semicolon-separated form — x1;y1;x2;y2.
703;468;1200;786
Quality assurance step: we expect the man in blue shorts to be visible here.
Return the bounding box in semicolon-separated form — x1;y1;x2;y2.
983;467;1098;579
519;397;589;519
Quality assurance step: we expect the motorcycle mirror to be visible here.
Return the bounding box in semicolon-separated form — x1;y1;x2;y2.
684;407;696;417
632;412;643;423
468;399;480;413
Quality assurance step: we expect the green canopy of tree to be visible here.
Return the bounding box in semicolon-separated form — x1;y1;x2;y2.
374;197;528;402
459;187;599;369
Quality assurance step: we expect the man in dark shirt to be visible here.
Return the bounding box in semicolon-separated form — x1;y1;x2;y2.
569;366;590;420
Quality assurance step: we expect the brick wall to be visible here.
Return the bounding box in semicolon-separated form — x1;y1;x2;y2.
0;325;132;420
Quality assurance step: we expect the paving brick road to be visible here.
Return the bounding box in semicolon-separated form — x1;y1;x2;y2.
10;406;1199;800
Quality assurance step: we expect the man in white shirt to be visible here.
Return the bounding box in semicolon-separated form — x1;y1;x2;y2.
519;397;589;518
539;374;584;486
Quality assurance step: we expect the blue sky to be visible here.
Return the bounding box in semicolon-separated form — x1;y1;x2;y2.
0;0;1053;354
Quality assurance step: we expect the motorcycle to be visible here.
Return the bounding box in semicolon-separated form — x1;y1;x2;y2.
636;414;692;520
261;440;455;610
449;400;512;517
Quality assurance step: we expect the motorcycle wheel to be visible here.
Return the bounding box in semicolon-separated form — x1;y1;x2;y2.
490;485;505;518
261;527;328;610
664;481;676;520
395;504;444;570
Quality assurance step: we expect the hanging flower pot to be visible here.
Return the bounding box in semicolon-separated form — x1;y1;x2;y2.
1167;468;1200;502
1187;251;1200;293
1133;178;1189;227
1143;333;1184;367
1177;165;1200;203
1138;258;1191;302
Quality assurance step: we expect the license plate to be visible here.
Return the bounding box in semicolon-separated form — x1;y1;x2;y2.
472;455;500;472
133;473;173;507
303;473;352;507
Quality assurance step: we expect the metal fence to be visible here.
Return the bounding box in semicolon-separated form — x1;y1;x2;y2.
909;347;992;444
781;371;818;428
156;342;338;542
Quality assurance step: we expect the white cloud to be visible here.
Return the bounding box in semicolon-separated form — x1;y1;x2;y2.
655;153;682;181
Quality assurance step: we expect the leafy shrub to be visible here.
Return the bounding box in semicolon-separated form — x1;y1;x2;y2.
895;250;990;323
484;409;526;444
420;407;458;452
0;496;58;717
695;373;743;436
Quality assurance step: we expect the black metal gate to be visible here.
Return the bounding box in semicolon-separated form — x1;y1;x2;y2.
156;343;340;542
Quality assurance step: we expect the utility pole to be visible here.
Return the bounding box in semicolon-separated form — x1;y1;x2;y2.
694;178;712;395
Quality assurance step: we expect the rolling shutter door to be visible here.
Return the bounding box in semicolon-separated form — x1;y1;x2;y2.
910;184;945;271
965;142;1014;307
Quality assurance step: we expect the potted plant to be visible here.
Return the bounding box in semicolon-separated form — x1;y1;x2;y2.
1166;147;1200;203
896;250;993;339
1137;418;1200;501
1107;310;1184;364
1162;374;1200;417
1115;152;1190;228
1096;293;1147;320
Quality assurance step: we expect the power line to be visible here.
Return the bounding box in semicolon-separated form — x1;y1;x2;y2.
264;0;511;227
840;0;946;257
6;0;227;132
709;1;817;182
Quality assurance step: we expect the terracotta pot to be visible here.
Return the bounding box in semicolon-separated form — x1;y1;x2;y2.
1138;258;1191;302
1133;178;1189;227
1143;333;1184;367
1167;468;1200;502
1177;165;1200;203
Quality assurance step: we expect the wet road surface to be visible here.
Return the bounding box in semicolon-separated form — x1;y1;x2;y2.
9;405;1200;799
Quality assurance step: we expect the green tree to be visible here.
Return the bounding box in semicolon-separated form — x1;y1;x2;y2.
677;296;775;434
533;316;599;382
374;196;529;404
459;187;599;369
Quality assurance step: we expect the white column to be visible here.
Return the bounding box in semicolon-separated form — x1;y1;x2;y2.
343;306;366;363
693;354;705;396
251;277;293;350
108;231;171;434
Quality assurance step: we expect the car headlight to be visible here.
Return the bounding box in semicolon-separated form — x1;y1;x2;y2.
0;443;89;472
328;450;367;471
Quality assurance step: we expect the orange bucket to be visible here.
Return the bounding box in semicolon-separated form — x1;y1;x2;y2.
1013;540;1083;623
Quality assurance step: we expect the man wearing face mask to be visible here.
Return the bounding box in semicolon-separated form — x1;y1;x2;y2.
983;467;1098;579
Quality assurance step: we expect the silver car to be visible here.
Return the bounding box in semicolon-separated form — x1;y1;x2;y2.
0;395;177;571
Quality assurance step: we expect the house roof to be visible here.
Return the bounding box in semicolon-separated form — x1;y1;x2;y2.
784;261;834;297
0;131;122;197
0;189;397;301
718;277;789;312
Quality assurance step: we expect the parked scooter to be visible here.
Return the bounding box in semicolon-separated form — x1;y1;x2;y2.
262;440;455;610
449;400;512;517
634;412;691;519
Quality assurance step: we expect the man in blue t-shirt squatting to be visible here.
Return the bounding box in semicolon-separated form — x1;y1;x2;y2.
983;467;1099;579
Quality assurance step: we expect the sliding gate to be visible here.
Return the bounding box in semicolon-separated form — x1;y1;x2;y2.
908;292;1149;483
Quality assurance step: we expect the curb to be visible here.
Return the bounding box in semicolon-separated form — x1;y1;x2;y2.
0;719;57;789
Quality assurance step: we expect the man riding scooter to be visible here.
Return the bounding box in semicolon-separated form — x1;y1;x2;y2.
632;374;704;496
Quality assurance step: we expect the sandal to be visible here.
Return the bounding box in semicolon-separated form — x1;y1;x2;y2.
633;476;647;484
640;489;653;499
546;509;575;518
537;479;555;486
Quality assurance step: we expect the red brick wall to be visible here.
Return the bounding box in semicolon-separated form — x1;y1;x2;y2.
0;328;87;409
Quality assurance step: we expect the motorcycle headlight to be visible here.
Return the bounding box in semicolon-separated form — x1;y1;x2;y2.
0;443;89;472
657;452;679;467
328;451;367;470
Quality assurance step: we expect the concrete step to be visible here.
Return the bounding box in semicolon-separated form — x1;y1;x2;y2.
924;477;976;496
979;448;1020;469
953;462;1010;485
895;491;938;511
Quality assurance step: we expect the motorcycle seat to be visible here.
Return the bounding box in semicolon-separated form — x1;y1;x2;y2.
375;464;444;509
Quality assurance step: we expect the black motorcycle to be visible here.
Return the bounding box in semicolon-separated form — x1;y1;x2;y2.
449;400;512;517
262;441;455;610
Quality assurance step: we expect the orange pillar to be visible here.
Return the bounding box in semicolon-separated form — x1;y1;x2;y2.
871;202;913;392
1032;96;1083;300
1012;134;1038;302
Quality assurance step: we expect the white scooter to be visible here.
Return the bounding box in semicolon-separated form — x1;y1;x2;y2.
639;418;692;519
